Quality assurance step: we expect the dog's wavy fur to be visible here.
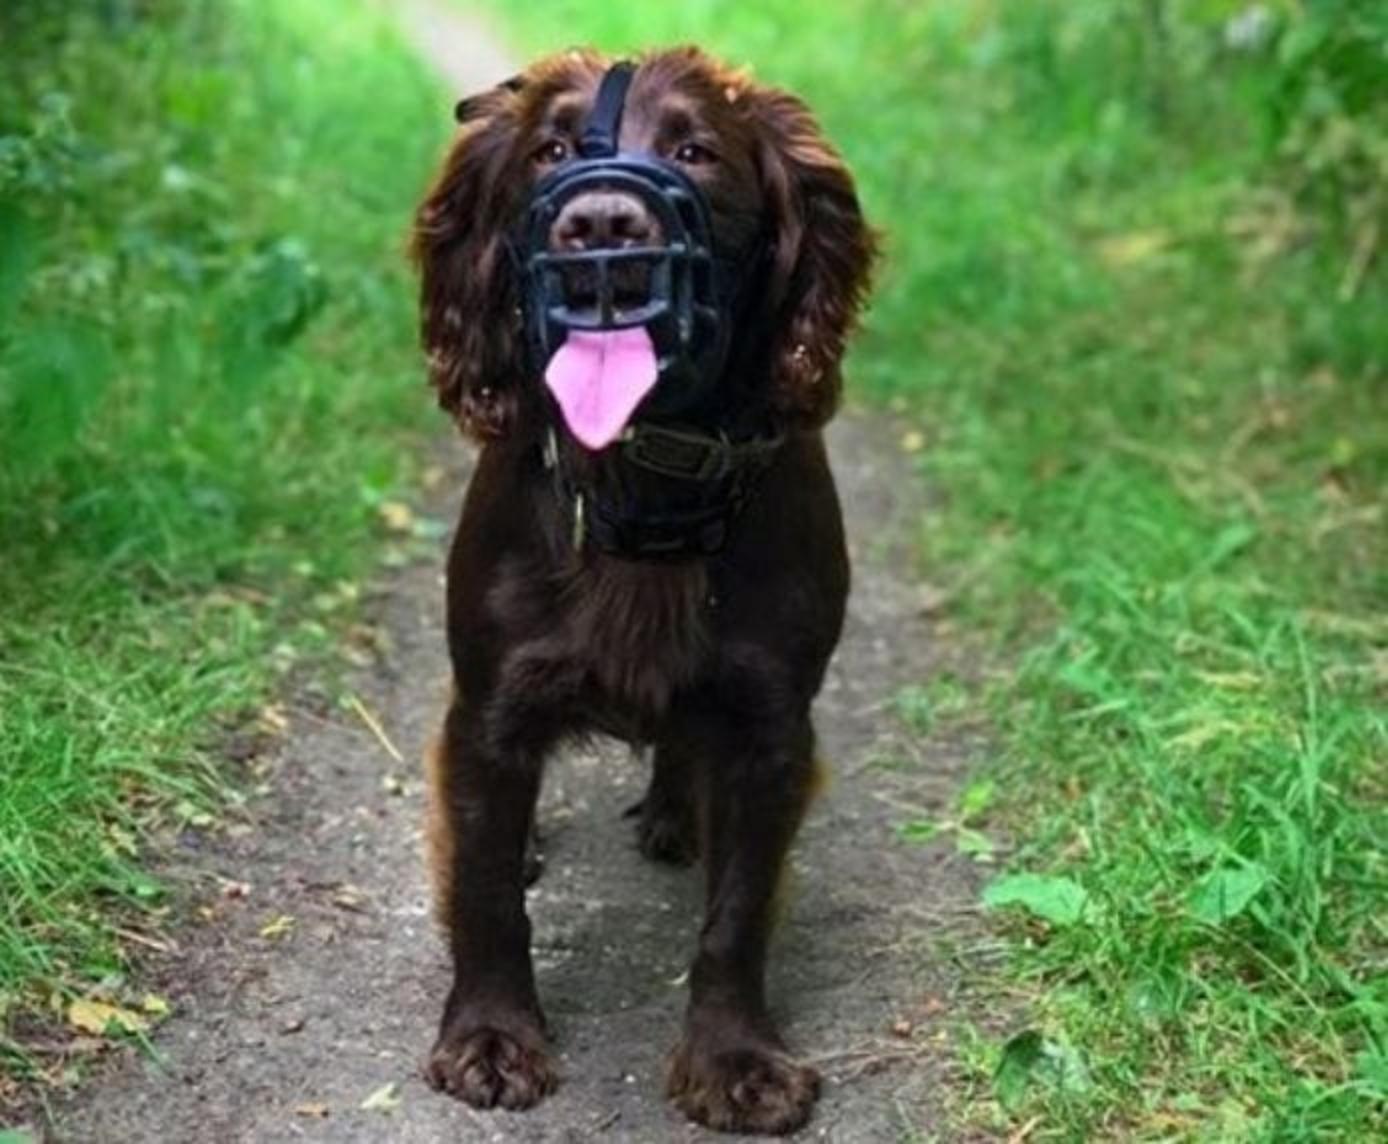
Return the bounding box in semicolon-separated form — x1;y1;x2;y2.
413;46;876;1136
413;47;873;438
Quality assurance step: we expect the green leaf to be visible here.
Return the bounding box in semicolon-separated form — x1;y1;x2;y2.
957;778;996;823
994;1029;1045;1110
955;826;996;859
993;1029;1091;1111
1187;864;1268;926
983;873;1090;927
898;819;943;843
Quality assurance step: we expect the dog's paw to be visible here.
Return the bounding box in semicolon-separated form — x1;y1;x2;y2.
427;1023;557;1111
626;796;697;866
667;1038;820;1135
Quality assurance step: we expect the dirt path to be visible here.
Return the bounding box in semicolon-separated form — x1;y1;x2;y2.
46;12;988;1142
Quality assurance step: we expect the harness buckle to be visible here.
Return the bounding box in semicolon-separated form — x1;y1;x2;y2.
621;424;731;481
572;491;586;550
543;422;785;561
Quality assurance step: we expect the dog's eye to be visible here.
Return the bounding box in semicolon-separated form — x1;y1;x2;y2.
534;139;570;165
673;141;715;166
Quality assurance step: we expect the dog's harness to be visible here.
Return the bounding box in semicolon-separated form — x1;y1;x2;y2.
543;421;783;559
525;61;783;561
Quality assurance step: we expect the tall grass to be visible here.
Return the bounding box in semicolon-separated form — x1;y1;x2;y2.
497;1;1384;1136
0;0;442;1082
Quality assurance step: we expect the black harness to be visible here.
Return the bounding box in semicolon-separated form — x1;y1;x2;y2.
517;62;782;561
542;422;783;559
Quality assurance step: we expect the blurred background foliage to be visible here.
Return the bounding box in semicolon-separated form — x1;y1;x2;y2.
0;0;438;543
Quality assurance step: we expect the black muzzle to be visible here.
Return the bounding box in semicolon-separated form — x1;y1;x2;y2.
517;62;734;420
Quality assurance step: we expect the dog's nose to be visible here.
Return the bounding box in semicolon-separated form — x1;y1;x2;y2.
551;192;660;251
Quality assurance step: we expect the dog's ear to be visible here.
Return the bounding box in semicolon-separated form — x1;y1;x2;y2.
454;74;524;125
413;78;528;440
745;85;876;428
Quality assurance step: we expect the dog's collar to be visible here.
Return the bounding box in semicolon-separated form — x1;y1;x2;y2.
542;422;784;560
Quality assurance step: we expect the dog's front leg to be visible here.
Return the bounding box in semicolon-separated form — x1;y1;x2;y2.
667;713;820;1135
425;698;556;1110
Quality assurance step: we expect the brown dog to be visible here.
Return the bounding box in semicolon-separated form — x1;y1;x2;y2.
413;47;874;1134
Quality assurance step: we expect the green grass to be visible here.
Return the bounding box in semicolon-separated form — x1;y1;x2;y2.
0;0;444;1090
494;1;1385;1137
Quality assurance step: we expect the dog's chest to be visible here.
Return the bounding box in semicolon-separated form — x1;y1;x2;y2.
561;558;712;721
486;554;714;740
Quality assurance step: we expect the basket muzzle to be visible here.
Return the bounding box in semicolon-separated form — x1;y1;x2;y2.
517;62;734;420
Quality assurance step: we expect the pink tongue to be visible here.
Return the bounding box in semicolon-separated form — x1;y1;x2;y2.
544;328;658;451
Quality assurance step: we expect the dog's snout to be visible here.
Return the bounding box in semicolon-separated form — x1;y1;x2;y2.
551;193;660;251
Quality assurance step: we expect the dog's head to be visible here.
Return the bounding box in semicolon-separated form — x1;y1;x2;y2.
413;47;876;442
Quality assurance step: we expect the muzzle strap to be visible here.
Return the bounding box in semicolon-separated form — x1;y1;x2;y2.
578;61;636;158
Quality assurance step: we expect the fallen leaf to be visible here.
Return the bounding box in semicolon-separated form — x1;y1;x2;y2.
1006;1114;1043;1144
140;994;171;1017
915;583;950;615
360;1081;401;1112
330;885;369;913
378;501;416;533
1187;864;1269;926
105;824;138;857
1096;229;1169;267
293;1102;330;1119
994;1029;1091;1110
181;804;215;829
258;704;289;733
900;429;925;453
259;914;296;940
67;998;148;1037
955;825;996;861
983;873;1090;927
